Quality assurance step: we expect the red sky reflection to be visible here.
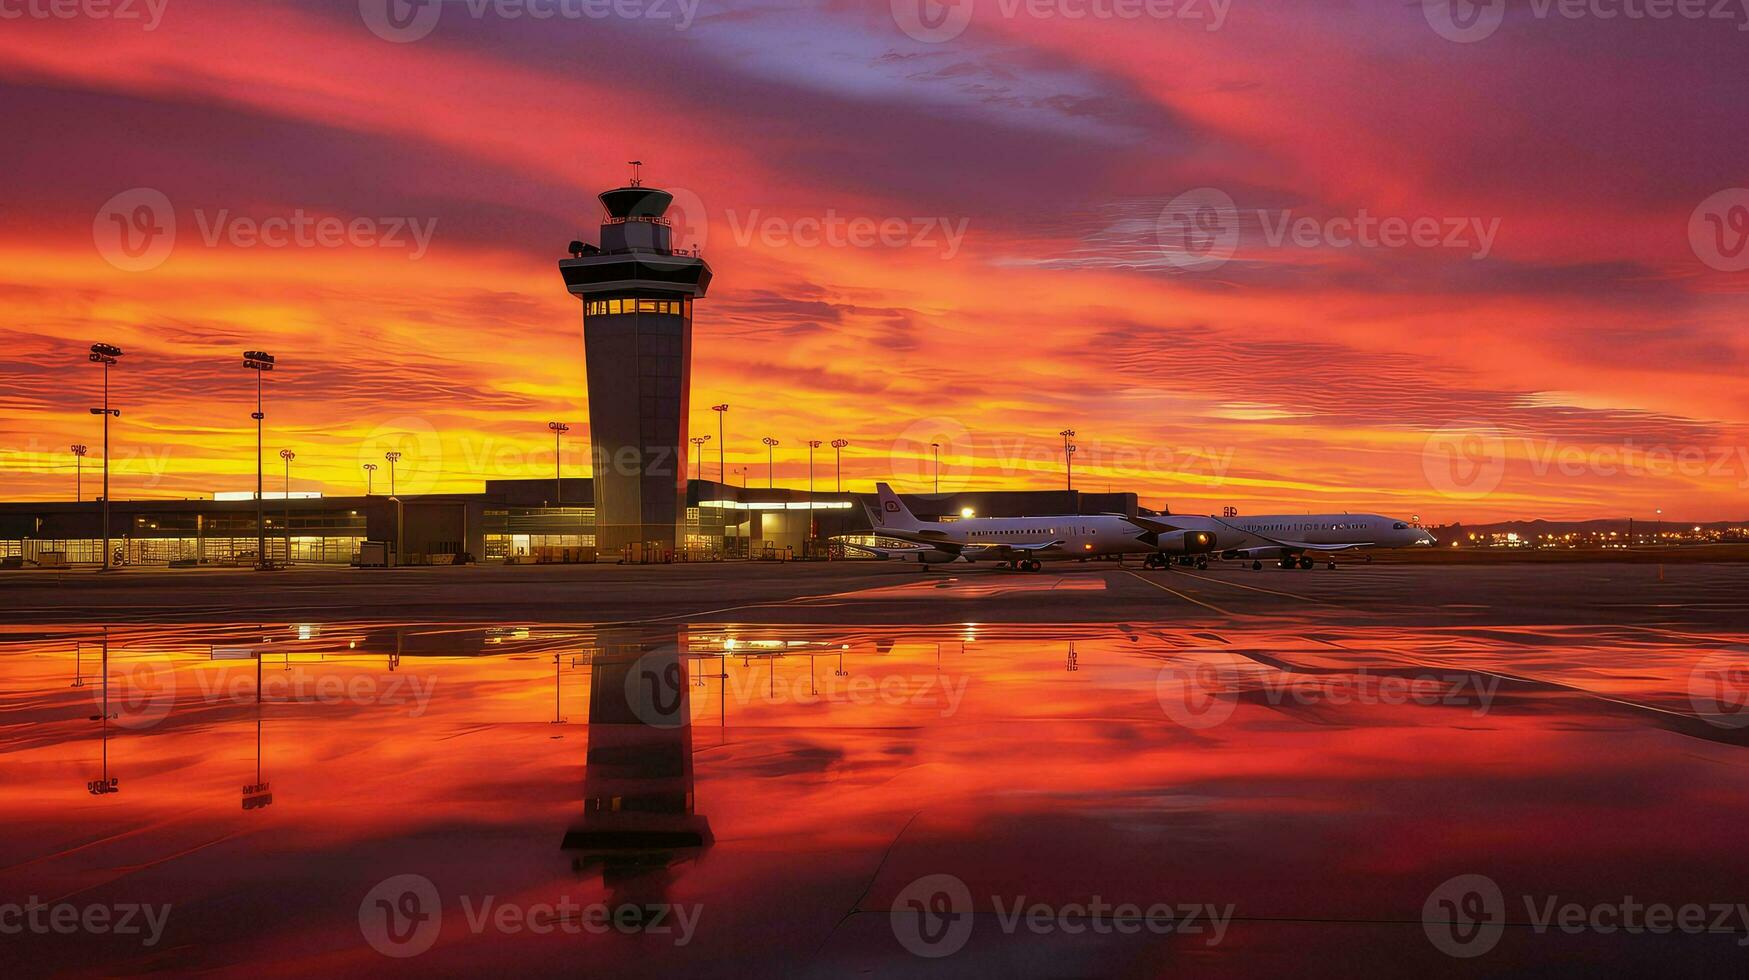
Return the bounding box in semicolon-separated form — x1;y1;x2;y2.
3;620;1746;973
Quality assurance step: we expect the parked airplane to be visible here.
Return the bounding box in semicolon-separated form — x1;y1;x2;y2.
1164;512;1437;569
856;483;1216;571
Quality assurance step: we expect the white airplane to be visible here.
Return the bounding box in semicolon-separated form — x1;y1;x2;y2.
856;483;1216;571
1163;511;1437;570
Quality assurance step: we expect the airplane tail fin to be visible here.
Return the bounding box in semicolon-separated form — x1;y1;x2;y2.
870;482;924;531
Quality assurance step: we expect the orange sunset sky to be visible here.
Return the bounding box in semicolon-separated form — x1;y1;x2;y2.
2;0;1746;522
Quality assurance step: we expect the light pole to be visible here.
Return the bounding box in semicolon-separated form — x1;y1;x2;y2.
1060;429;1076;492
831;439;848;492
278;449;295;566
363;462;377;495
385;451;401;496
930;442;940;494
242;351;275;569
548;421;570;505
712;404;729;484
807;440;821;499
88;343;123;571
691;435;711;483
71;444;88;502
762;437;779;488
1656;508;1663;544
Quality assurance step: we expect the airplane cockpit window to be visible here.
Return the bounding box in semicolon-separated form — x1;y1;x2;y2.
1393;522;1408;529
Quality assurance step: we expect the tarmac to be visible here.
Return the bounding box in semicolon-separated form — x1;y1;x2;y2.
2;557;1746;630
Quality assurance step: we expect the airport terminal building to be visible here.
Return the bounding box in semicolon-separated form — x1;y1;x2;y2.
0;480;1138;566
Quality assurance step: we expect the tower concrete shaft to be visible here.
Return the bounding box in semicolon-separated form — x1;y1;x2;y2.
559;180;712;553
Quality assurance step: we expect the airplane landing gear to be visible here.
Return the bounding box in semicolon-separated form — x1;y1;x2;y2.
1327;561;1337;570
1252;560;1263;570
1279;557;1296;570
1299;557;1315;570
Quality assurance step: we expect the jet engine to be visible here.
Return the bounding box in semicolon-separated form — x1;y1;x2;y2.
1155;530;1217;555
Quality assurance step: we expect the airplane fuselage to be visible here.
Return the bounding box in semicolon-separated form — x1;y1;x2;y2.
1168;513;1436;559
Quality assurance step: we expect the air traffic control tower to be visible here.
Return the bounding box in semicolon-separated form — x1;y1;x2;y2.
559;166;712;553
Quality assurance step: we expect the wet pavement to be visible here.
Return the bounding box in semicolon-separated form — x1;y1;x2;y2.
4;576;1749;976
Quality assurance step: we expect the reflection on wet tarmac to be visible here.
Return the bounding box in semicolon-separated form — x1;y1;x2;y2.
3;620;1747;975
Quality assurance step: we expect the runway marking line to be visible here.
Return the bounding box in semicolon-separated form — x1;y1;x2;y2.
1121;571;1235;616
1167;568;1343;606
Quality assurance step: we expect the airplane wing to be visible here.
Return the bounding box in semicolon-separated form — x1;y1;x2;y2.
962;540;1065;558
1233;539;1373;555
842;541;936;559
873;527;963;551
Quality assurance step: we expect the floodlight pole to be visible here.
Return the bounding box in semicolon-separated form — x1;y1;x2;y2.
712;404;729;484
831;439;848;493
87;343;123;571
691;436;710;483
548;421;570;505
762;437;778;488
279;449;295;565
1060;429;1077;492
242;350;276;570
255;369;264;563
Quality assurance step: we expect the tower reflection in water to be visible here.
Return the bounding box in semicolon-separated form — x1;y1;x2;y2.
565;626;713;906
